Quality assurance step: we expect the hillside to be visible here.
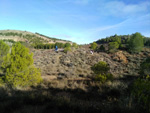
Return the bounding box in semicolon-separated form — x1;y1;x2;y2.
32;46;150;83
0;30;72;44
0;32;150;113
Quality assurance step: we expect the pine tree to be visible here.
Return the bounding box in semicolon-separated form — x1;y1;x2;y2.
108;41;119;53
0;40;10;73
3;42;42;87
99;45;105;52
90;42;97;51
128;32;144;53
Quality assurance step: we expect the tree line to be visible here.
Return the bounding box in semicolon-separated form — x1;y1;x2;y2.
35;32;72;42
91;32;149;53
33;42;78;49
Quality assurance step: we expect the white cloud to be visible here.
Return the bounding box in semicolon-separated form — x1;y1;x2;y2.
85;13;150;41
99;1;150;18
87;19;130;33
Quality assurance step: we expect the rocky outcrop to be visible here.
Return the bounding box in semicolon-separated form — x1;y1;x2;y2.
112;51;128;64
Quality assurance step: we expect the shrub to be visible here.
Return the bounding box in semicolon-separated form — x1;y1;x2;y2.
90;42;97;51
95;73;113;83
95;74;107;83
99;45;105;52
128;32;144;53
72;43;78;49
119;44;127;50
65;43;71;48
55;42;65;48
64;47;71;53
91;61;109;75
140;57;150;75
91;61;113;83
106;73;113;80
0;77;4;86
131;75;150;112
144;37;150;47
2;42;42;87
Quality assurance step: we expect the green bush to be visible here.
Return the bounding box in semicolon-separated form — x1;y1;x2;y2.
91;61;113;83
95;73;113;83
140;57;150;75
0;77;4;86
2;42;42;87
72;43;78;49
106;73;113;80
55;42;65;48
64;47;71;53
91;61;109;75
95;74;107;83
144;37;150;47
119;44;127;50
99;45;105;51
65;43;71;48
131;75;150;112
90;42;97;51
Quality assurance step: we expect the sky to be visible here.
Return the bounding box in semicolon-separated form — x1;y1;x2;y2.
0;0;150;44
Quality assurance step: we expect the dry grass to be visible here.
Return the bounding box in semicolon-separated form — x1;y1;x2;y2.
42;77;89;91
0;76;138;113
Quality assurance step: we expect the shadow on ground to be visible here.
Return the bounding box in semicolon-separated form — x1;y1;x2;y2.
0;79;141;113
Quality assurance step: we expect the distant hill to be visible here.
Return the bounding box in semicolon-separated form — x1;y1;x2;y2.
0;30;72;44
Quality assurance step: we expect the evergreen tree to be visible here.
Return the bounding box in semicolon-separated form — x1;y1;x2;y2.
113;35;121;44
128;32;144;53
0;40;10;59
108;42;119;53
0;40;10;73
90;42;97;51
99;45;105;51
3;42;42;87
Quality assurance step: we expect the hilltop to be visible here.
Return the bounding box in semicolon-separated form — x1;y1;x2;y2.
0;29;72;44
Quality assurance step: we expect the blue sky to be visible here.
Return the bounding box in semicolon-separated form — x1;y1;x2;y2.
0;0;150;44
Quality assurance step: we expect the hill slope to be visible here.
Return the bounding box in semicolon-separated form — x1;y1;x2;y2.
0;30;72;44
32;47;150;79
